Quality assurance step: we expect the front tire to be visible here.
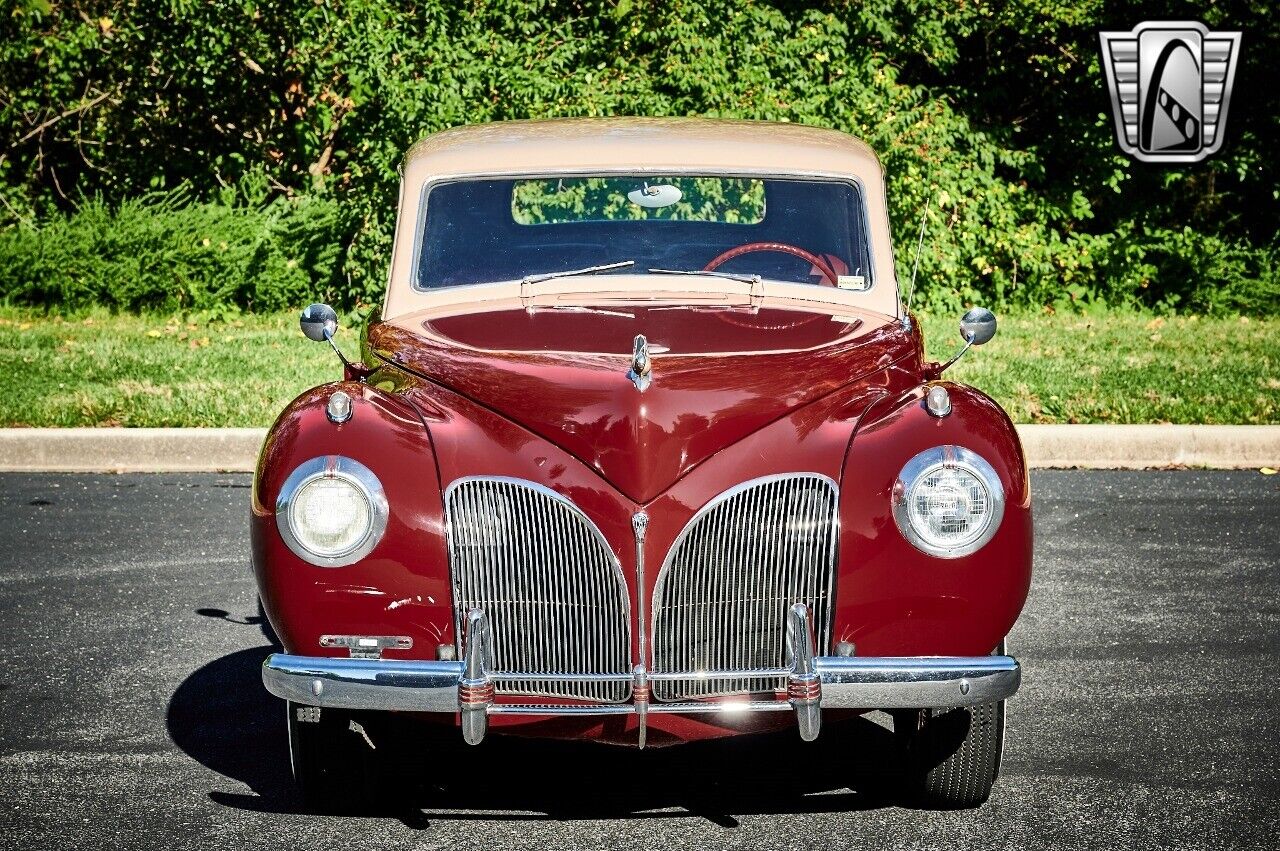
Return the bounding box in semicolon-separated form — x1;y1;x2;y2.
287;701;377;813
895;641;1008;809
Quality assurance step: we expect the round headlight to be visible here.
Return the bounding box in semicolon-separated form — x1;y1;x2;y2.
276;456;387;567
892;446;1004;558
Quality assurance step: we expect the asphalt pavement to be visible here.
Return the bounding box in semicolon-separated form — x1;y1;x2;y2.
0;471;1276;849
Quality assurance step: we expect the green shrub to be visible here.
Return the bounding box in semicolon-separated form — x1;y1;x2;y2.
0;187;350;312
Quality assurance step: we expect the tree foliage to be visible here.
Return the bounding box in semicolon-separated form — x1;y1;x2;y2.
1;0;1276;313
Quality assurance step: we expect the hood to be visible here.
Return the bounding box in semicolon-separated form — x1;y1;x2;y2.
369;303;917;503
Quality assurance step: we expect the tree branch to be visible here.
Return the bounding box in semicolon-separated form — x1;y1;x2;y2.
12;89;115;149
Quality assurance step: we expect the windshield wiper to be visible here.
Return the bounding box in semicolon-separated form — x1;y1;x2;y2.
647;267;761;285
522;260;634;285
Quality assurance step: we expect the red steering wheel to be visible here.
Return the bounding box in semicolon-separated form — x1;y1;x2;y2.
703;241;839;286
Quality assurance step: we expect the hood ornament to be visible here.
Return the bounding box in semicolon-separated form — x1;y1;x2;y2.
627;334;652;392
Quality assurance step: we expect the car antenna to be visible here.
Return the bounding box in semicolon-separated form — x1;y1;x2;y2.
902;189;931;328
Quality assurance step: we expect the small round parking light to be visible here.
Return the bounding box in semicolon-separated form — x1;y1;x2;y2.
925;385;952;417
276;456;387;567
892;446;1004;558
326;390;353;424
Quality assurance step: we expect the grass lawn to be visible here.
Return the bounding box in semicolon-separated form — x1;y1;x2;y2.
924;310;1279;425
0;306;1276;427
0;309;336;428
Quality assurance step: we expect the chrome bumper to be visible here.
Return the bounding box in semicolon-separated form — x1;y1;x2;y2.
262;605;1020;747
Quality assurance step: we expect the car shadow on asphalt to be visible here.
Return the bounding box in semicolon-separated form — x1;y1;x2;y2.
165;612;918;828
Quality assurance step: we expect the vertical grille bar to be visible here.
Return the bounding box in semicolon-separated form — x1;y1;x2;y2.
445;477;631;702
651;474;839;701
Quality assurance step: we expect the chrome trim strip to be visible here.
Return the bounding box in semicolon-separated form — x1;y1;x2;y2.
485;668;793;682
274;455;389;568
650;473;840;700
443;476;632;702
648;700;796;714
319;634;412;660
488;672;635;683
261;653;1020;714
488;703;637;716
647;668;791;682
632;510;651;740
489;701;796;716
632;510;649;669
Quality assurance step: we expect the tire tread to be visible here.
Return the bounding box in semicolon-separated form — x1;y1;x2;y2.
915;699;1004;808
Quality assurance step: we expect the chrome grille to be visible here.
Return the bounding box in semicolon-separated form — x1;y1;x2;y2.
446;477;631;702
651;474;839;700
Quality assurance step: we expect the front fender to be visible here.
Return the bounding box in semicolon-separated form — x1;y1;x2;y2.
832;381;1033;656
251;382;453;658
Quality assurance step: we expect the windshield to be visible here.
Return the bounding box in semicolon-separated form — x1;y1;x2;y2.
414;175;871;290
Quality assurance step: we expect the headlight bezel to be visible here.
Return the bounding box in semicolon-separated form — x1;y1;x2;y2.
275;456;388;567
892;445;1005;558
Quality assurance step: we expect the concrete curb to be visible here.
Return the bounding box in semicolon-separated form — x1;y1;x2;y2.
0;425;1276;473
1016;424;1279;470
0;428;265;473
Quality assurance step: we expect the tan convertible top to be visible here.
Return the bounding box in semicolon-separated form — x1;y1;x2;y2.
402;117;885;178
385;118;901;319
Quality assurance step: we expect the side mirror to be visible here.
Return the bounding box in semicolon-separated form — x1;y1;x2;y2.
300;302;357;377
300;303;338;343
934;307;997;376
959;307;997;346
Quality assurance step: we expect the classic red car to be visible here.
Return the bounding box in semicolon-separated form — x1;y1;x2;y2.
253;118;1031;811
